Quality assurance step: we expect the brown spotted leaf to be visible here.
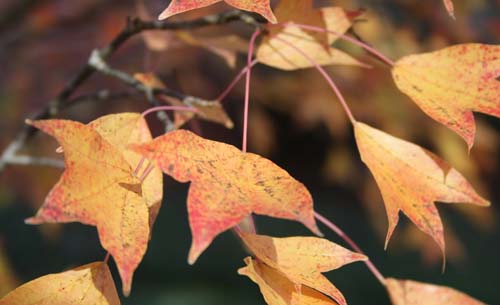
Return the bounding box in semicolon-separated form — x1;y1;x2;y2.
0;262;120;305
392;44;500;149
130;130;321;264
239;233;366;305
386;278;487;305
354;122;489;258
25;118;151;296
238;258;339;305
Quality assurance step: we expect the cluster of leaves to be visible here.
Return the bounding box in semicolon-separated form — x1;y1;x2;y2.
1;0;499;304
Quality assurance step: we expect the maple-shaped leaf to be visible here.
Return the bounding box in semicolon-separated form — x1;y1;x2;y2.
25;118;152;296
392;44;500;149
257;0;366;70
159;0;277;24
130;130;321;264
386;278;486;305
134;73;234;129
0;262;120;305
354;122;489;257
239;257;339;305
239;233;366;305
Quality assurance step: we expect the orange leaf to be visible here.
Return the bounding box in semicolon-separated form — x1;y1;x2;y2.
25;116;154;296
392;44;500;149
386;278;486;305
257;0;367;70
239;233;366;305
238;257;339;305
354;122;489;259
130;130;321;264
159;0;277;24
0;262;120;305
88;113;163;228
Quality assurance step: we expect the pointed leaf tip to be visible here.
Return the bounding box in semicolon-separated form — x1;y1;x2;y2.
158;0;277;24
26;114;163;297
355;122;490;258
392;43;500;148
132;130;320;263
239;233;367;305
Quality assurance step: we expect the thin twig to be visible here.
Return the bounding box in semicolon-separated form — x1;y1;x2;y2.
0;155;64;169
242;29;261;153
314;211;386;286
278;22;395;67
0;10;261;173
216;59;259;102
272;36;357;124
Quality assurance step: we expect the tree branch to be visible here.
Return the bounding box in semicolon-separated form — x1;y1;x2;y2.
0;9;262;173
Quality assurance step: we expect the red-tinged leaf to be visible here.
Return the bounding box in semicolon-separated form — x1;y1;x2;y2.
130;130;321;264
392;44;500;149
159;0;277;24
0;262;120;305
25;118;151;296
239;233;367;305
238;258;339;305
257;0;367;70
354;122;489;259
386;278;487;305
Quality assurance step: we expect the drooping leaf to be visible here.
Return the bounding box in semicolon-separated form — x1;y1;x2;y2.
130;130;321;264
159;0;277;24
386;278;487;305
392;44;500;149
25;118;152;296
239;233;366;305
0;262;120;305
257;0;367;70
238;257;339;305
354;122;489;258
134;73;234;129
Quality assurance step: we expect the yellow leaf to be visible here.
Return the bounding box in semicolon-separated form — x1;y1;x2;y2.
386;278;486;305
392;44;500;149
239;233;366;305
88;113;163;228
239;258;339;305
257;0;366;70
0;262;120;305
25;117;152;296
354;122;489;259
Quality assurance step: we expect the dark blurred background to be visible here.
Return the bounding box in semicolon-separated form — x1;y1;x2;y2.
1;0;499;304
